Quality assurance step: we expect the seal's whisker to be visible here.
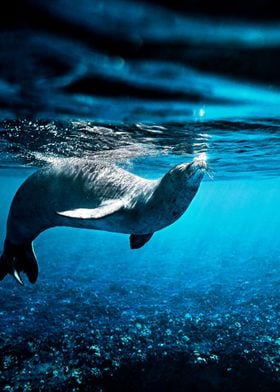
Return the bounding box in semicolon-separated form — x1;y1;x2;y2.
204;165;214;180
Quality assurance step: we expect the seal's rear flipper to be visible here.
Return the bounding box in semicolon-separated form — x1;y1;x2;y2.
130;233;153;249
0;240;38;285
0;255;8;281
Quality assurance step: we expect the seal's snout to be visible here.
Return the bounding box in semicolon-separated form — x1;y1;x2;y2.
182;153;208;187
192;153;208;171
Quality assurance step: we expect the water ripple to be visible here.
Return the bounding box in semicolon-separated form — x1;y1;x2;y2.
0;119;279;180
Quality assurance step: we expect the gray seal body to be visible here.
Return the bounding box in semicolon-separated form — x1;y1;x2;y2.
0;156;207;285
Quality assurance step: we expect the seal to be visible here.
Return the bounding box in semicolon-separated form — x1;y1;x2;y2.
0;155;207;285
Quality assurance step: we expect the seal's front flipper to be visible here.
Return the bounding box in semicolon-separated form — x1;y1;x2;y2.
57;199;125;220
0;240;38;285
130;233;153;249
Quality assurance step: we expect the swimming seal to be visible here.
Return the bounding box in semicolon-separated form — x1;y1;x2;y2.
0;155;207;285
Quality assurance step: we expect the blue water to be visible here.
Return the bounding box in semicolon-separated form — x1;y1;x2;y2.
0;121;280;391
1;0;280;390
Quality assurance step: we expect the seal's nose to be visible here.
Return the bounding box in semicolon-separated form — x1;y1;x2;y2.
193;153;208;170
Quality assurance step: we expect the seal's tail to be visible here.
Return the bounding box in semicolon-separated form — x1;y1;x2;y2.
0;240;38;286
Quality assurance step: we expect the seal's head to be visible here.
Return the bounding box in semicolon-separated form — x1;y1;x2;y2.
169;153;208;190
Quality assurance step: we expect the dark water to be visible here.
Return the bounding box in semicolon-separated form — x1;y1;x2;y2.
1;1;280;391
1;0;280;122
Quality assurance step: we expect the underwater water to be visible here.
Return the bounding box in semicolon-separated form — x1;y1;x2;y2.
0;120;280;392
1;0;280;391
